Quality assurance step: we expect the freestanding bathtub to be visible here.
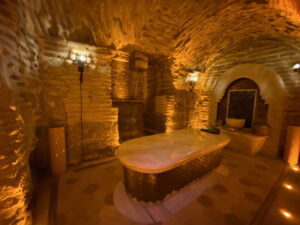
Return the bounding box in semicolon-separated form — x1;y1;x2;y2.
116;129;230;203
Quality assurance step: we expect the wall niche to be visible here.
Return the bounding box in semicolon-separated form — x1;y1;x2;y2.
217;78;269;128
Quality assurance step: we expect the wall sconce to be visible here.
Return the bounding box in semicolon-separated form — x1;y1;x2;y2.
76;54;87;162
187;71;200;92
77;54;87;83
292;63;300;72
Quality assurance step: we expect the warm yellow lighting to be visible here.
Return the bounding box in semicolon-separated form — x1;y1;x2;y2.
9;129;19;136
77;54;87;64
292;63;300;70
284;126;300;165
283;183;293;190
280;209;292;218
187;71;200;82
16;114;24;123
291;165;299;172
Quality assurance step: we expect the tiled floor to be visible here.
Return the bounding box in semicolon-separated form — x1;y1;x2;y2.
45;148;300;225
261;165;300;225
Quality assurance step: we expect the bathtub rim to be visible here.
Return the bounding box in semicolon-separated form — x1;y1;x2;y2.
116;129;230;174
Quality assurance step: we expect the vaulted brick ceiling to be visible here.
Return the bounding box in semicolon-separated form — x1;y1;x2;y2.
27;0;300;70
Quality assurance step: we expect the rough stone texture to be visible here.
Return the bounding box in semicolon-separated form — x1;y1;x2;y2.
111;52;131;100
111;50;205;138
22;0;300;133
34;38;119;165
23;0;300;75
0;1;40;224
204;40;300;153
0;77;32;225
1;0;300;224
23;0;300;149
144;56;208;133
23;1;298;56
113;102;144;142
111;51;147;141
152;91;207;133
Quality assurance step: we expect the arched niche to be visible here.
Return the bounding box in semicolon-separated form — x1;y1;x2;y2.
209;63;287;158
216;78;269;128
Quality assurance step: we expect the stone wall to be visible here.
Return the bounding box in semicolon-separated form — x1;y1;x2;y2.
0;73;31;225
0;1;40;225
22;0;300;144
111;52;131;100
204;40;300;155
144;56;207;133
33;38;119;166
26;0;300;73
113;102;144;141
24;0;300;150
144;58;163;133
153;91;206;133
111;51;148;141
111;51;206;137
1;1;300;225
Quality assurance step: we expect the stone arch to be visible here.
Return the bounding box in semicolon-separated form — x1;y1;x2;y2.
209;63;287;158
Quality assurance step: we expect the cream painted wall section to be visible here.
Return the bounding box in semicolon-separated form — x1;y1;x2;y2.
209;63;287;158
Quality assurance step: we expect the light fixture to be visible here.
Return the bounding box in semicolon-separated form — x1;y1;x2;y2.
292;63;300;72
76;54;87;162
280;209;292;219
187;71;200;92
77;54;87;83
78;54;87;64
283;183;293;190
291;165;299;172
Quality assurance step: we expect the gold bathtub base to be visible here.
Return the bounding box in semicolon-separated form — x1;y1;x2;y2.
123;149;222;203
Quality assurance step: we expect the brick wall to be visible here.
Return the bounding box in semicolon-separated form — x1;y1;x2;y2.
111;52;131;100
111;51;148;141
34;38;119;165
144;56;208;133
1;1;300;225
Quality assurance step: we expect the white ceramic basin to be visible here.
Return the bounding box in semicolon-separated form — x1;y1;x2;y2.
226;118;246;129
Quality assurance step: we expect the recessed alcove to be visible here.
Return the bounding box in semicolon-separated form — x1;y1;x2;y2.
210;63;286;158
217;78;269;128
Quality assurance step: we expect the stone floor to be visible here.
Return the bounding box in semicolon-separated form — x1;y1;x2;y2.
35;148;300;225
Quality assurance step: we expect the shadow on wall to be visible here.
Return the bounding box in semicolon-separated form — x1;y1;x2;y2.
144;57;201;133
147;57;209;133
31;38;120;167
210;63;286;158
147;56;175;133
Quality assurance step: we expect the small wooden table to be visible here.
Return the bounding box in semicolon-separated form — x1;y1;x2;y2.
116;129;230;203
